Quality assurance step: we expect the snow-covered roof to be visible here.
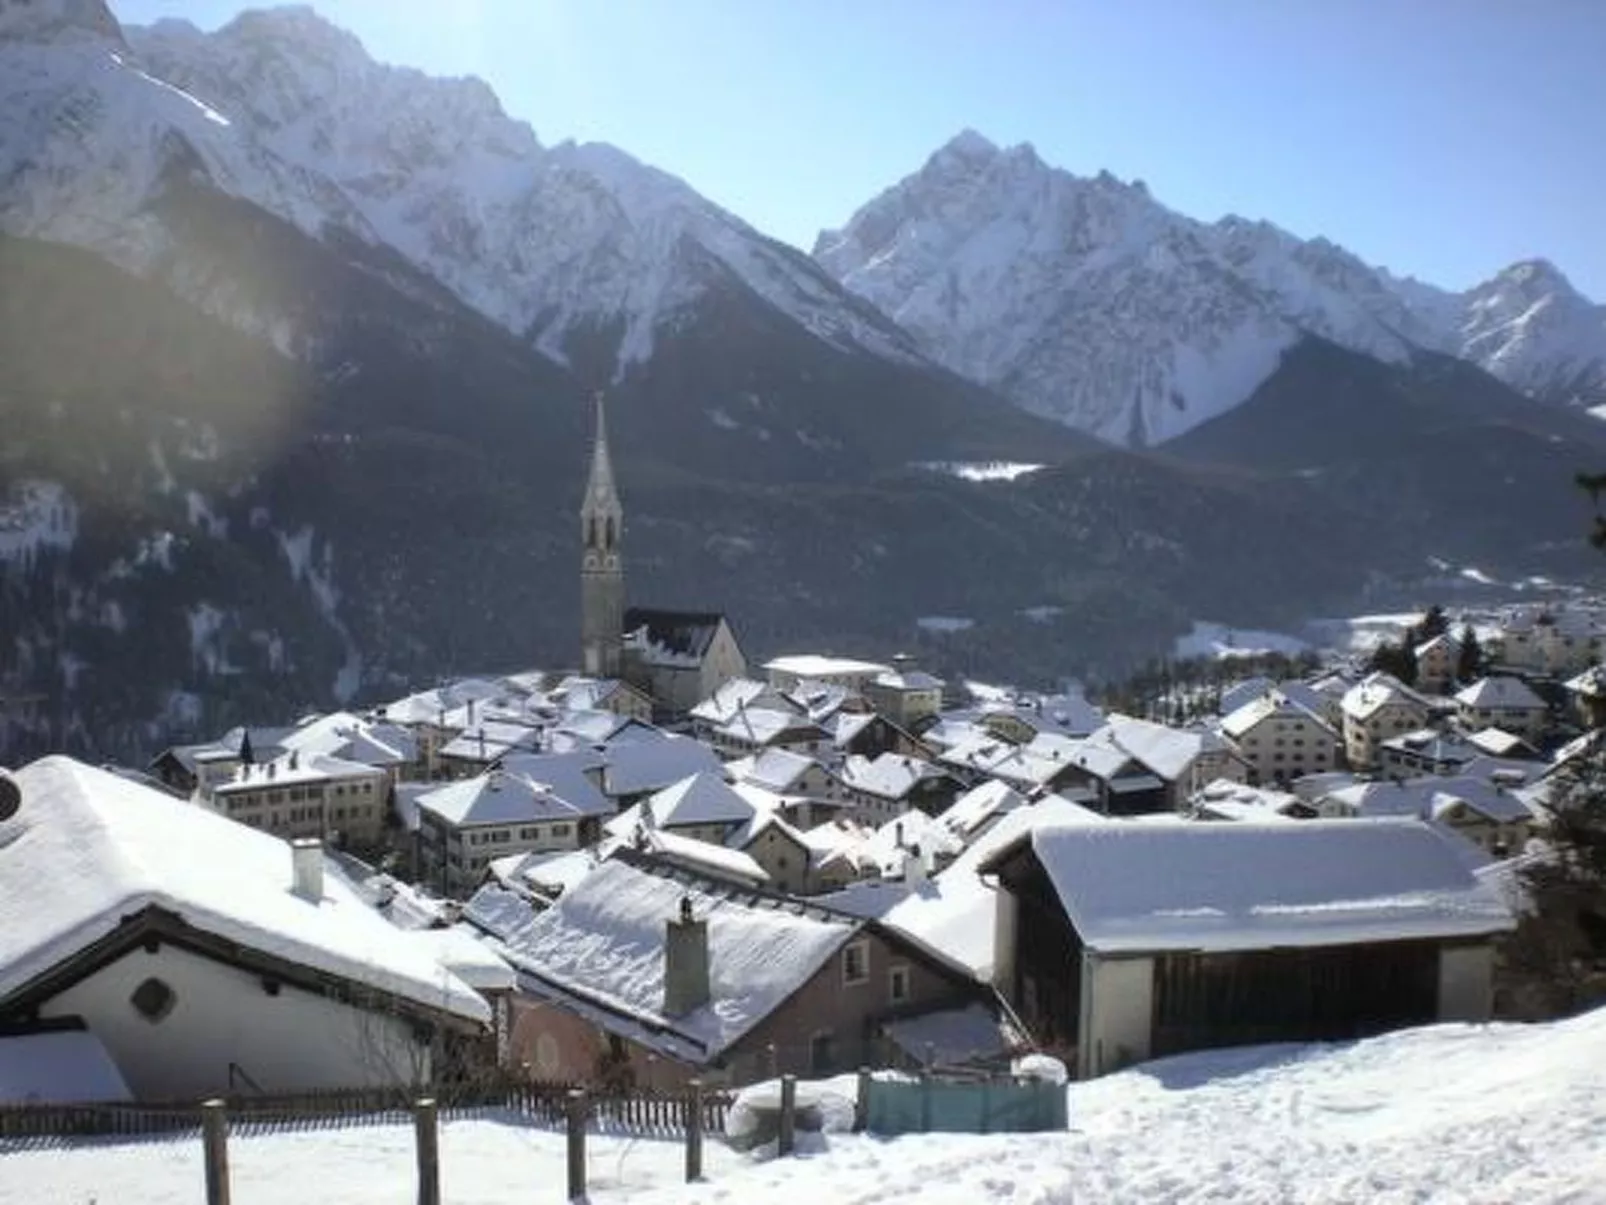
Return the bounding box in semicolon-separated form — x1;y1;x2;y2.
634;828;771;886
1190;778;1308;820
400;926;517;992
841;752;953;801
0;1029;133;1105
873;669;945;691
439;720;545;763
882;1003;1016;1067
936;780;1028;840
824;796;1105;977
1220;695;1334;740
990;820;1514;953
1427;776;1535;826
1343;673;1429;721
764;654;892;680
1219;677;1275;717
1455;676;1545;711
1381;727;1482;764
1466;728;1537;759
1564;665;1606;698
689;677;782;724
601;734;723;798
1321;780;1431;818
643;772;757;829
210;750;384;795
492;751;611;815
1414;632;1461;659
1104;715;1242;779
280;710;416;767
624;608;728;669
499;855;859;1061
738;747;821;794
415;770;588;828
0;758;489;1023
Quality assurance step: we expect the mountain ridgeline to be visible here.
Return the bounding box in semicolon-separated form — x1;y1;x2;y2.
0;0;1602;757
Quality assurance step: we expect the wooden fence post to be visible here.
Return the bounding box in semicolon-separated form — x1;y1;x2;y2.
414;1097;440;1205
854;1066;871;1133
777;1074;796;1157
684;1079;704;1183
565;1089;587;1203
201;1099;230;1205
918;1069;933;1134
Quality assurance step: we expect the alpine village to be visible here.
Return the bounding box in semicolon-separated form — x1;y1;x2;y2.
4;2;1606;1202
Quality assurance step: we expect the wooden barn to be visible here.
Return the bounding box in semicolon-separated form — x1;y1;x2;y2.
979;819;1515;1079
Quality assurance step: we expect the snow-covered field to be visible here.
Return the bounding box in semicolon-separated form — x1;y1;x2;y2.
1173;620;1310;661
7;1011;1606;1204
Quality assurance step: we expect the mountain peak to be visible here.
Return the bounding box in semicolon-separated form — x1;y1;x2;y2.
1489;257;1584;301
215;4;363;58
0;0;123;45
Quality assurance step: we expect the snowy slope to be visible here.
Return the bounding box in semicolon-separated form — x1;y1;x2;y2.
0;3;921;375
817;130;1606;443
6;1010;1605;1203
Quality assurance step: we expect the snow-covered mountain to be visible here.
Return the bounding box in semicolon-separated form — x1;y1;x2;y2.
0;0;919;375
816;130;1606;443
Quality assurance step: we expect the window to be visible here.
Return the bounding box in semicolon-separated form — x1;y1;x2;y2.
130;977;177;1024
889;965;910;1003
842;940;869;986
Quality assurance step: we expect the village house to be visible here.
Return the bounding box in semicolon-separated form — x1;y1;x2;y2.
1413;633;1462;695
728;747;848;806
593;733;725;809
487;849;1008;1088
416;759;614;897
1379;728;1484;779
147;725;295;797
980;820;1513;1079
864;658;946;730
763;654;893;694
710;705;832;759
1492;608;1604;676
1342;673;1433;769
1563;665;1606;729
977;692;1106;744
1454;676;1549;743
1188;778;1317;822
829;710;930;762
199;749;391;849
546;676;655;724
839;752;964;825
608;772;761;847
435;718;546;779
1100;715;1248;805
0;759;491;1101
1424;775;1535;857
687;678;799;741
987;736;1169;817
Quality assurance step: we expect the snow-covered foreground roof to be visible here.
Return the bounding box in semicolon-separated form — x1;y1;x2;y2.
11;1010;1606;1204
0;757;489;1023
994;819;1514;953
498;856;856;1061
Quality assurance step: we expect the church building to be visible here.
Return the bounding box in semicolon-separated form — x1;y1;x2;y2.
578;395;747;716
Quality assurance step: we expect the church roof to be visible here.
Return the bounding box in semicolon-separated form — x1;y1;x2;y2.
625;608;728;665
581;393;621;515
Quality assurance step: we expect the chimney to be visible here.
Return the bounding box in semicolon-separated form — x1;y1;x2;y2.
904;842;928;889
290;838;324;903
663;896;710;1017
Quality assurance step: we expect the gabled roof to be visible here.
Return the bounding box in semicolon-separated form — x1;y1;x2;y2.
487;750;612;817
0;758;489;1023
1414;632;1462;659
689;677;786;725
841;752;954;801
873;669;945;691
624;608;730;668
601;734;723;798
414;770;588;828
497;853;861;1063
644;772;756;830
1455;676;1545;711
936;780;1028;840
1565;665;1606;698
1380;727;1481;765
633;828;771;886
1219;677;1275;717
1102;715;1240;779
1321;780;1430;818
716;706;827;747
981;820;1514;954
439;720;544;763
739;747;822;794
1466;728;1538;760
1343;673;1430;721
1427;776;1534;826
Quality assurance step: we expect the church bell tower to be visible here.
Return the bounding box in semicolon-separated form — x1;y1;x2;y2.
580;392;625;677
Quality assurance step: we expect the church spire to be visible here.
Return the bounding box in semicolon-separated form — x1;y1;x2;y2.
580;391;625;678
583;391;620;514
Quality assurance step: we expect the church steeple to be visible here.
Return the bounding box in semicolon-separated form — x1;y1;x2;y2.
580;392;625;677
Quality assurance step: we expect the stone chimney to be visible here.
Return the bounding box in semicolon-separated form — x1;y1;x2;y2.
663;896;710;1017
290;837;324;903
904;841;928;889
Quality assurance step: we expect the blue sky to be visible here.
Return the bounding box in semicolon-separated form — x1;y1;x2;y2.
113;0;1605;298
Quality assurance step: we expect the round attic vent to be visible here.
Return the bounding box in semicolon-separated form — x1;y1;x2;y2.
0;772;19;823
